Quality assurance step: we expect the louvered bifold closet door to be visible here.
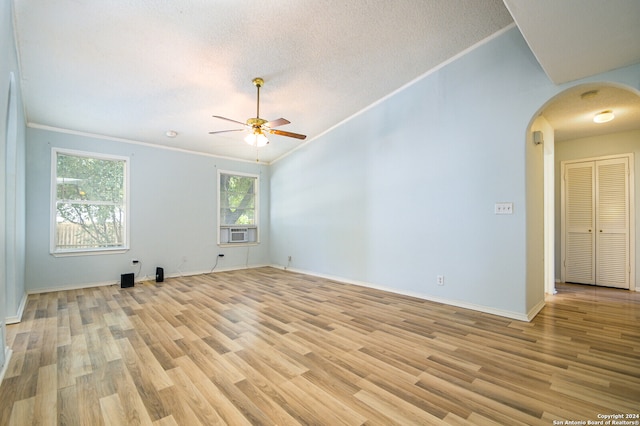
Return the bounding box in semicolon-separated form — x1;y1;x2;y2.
596;157;629;289
565;162;596;285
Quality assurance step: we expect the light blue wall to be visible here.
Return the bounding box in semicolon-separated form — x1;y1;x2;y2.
12;24;640;331
26;128;270;291
269;27;640;318
2;0;28;373
4;72;26;323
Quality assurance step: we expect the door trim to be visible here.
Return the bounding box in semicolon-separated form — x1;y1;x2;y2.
560;153;635;290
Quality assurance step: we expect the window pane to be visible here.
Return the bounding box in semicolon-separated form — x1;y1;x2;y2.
220;174;256;226
57;154;124;202
222;208;255;225
54;150;127;252
56;203;125;249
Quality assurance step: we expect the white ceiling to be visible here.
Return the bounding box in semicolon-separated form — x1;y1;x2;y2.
11;1;640;162
541;83;640;142
503;0;640;142
503;0;640;84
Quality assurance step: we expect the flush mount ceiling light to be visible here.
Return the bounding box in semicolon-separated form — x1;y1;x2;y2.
593;110;615;123
209;77;306;147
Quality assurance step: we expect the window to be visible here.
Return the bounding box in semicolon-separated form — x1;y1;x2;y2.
218;171;259;244
52;149;129;254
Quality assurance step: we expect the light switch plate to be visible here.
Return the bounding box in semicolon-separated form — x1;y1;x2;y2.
494;202;513;215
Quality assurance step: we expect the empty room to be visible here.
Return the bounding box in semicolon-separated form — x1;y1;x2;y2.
1;1;639;424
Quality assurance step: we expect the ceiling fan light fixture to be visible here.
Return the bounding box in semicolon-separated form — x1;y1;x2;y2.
210;77;306;146
245;130;269;147
593;110;614;123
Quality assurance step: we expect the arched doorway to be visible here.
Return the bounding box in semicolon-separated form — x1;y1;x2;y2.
530;82;640;298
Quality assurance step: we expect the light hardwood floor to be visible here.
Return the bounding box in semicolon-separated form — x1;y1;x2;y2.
1;267;639;425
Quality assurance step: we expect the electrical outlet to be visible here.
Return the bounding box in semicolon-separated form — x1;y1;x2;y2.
437;275;444;286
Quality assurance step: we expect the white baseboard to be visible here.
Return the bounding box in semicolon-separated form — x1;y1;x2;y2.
5;292;28;325
0;346;12;386
164;263;270;280
26;264;272;295
272;264;534;322
527;299;546;321
24;264;539;322
27;279;119;295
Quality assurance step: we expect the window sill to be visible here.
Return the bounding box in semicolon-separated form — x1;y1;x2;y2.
51;248;129;257
218;242;259;248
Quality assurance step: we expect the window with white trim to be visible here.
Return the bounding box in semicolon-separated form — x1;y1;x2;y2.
218;171;259;244
52;149;129;254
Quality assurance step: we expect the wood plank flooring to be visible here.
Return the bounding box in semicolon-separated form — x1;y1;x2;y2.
1;267;639;425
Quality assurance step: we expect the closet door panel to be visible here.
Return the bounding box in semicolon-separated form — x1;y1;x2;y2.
564;162;595;285
596;158;629;289
566;233;595;284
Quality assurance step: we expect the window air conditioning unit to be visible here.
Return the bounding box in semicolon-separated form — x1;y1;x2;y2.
229;227;249;243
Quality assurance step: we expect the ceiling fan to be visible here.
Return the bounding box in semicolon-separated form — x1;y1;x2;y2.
209;77;307;147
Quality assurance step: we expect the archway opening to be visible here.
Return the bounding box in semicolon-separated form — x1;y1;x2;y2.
528;82;640;306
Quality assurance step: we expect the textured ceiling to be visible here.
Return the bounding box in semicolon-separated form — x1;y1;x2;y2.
11;1;640;162
542;84;640;142
12;0;513;162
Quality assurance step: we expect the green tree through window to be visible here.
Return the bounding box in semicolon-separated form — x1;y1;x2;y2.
54;150;128;252
219;173;256;226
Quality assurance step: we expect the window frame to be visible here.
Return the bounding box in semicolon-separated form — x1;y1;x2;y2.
217;170;260;246
50;148;130;256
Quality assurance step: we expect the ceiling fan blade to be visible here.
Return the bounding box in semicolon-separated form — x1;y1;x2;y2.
212;115;248;127
268;129;307;140
208;129;246;135
265;118;290;128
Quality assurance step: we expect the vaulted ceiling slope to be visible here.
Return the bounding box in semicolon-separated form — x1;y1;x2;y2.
504;0;640;85
504;0;640;142
12;1;640;162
